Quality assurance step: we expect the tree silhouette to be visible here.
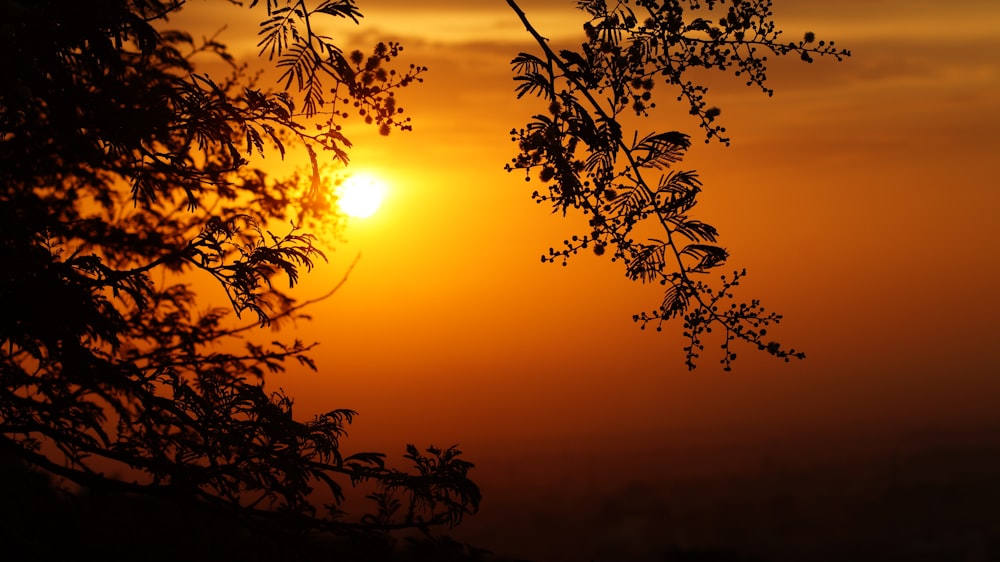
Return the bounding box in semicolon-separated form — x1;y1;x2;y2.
506;0;849;369
0;0;848;558
0;0;477;552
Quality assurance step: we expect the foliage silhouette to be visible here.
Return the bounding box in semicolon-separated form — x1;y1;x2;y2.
0;0;477;550
506;0;849;369
0;450;506;562
1;0;849;558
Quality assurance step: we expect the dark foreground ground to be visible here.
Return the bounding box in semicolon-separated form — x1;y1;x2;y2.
453;424;1000;562
3;424;999;562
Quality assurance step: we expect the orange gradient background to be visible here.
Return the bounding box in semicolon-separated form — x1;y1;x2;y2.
171;1;1000;559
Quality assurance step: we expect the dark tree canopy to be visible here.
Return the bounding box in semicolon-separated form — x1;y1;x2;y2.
0;0;847;557
0;0;476;551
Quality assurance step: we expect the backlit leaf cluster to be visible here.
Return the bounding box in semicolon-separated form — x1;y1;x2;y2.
506;0;840;369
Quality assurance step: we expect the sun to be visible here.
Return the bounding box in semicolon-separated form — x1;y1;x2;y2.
335;172;387;219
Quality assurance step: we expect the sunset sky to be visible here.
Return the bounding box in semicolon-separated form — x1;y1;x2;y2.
171;0;999;557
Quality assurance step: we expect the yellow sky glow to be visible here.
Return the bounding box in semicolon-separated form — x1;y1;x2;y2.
283;0;1000;441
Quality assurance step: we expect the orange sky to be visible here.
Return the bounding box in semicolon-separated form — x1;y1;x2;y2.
170;1;1000;552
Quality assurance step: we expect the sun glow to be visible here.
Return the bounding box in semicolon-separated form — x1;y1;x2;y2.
335;172;387;219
